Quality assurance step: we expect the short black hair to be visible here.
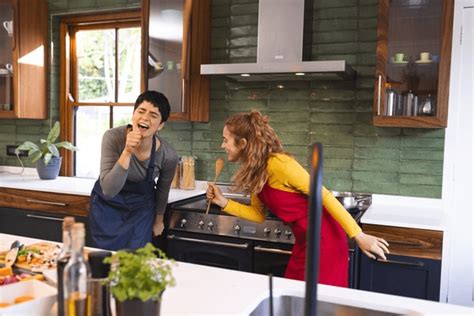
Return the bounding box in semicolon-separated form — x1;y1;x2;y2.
134;90;171;122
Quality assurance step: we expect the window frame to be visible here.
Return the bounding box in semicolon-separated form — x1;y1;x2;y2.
59;10;142;176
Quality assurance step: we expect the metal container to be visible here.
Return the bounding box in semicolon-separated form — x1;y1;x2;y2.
385;89;397;116
331;191;372;210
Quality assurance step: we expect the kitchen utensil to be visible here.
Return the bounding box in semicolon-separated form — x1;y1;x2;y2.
331;191;372;211
206;158;225;214
4;240;22;268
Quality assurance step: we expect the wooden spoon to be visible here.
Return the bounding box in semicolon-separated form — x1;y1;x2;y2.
206;158;225;214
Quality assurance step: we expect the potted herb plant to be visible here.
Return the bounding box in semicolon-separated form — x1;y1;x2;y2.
104;243;176;316
15;121;78;180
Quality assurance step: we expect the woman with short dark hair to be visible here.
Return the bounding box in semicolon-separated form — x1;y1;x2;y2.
89;90;178;250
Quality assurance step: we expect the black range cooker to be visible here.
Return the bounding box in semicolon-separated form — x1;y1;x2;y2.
164;191;369;285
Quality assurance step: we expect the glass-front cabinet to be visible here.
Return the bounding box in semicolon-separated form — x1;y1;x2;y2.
373;0;453;128
142;0;210;121
0;0;48;119
0;0;14;115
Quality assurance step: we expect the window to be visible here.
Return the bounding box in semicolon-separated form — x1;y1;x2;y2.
60;11;142;178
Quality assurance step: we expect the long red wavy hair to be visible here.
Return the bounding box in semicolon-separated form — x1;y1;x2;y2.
225;110;285;194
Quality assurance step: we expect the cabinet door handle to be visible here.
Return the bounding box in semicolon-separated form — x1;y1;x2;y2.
375;258;424;267
26;199;67;207
254;245;292;256
26;214;64;222
167;234;249;249
377;75;382;116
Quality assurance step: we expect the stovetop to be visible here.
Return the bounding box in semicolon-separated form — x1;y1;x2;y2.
168;193;368;244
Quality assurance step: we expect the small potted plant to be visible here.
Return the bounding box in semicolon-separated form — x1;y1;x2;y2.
15;121;78;180
104;243;176;316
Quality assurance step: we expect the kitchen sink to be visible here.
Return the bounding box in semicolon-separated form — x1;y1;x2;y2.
249;295;408;316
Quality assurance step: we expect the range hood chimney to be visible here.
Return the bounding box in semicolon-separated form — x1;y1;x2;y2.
200;0;356;81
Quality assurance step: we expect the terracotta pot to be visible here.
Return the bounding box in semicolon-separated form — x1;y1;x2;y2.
35;156;62;180
115;295;162;316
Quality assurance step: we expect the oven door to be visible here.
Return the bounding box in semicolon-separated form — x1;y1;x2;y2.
253;241;293;277
166;230;253;272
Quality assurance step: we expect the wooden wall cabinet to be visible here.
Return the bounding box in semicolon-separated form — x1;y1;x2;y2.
0;0;48;119
359;224;443;301
373;0;454;128
142;0;210;122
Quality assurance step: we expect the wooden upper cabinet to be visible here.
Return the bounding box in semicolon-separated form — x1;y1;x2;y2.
373;0;453;128
142;0;210;122
0;0;48;119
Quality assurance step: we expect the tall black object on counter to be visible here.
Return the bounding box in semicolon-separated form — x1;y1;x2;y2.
305;143;323;316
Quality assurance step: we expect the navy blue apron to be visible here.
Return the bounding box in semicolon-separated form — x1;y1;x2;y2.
89;136;157;251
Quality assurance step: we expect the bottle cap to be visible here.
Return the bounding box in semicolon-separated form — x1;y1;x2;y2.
62;217;75;230
88;251;113;278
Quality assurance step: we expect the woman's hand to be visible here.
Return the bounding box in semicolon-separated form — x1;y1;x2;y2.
125;128;142;154
207;183;228;208
153;214;165;236
354;232;390;260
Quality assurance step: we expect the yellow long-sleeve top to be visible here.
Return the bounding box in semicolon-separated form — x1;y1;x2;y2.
223;154;362;238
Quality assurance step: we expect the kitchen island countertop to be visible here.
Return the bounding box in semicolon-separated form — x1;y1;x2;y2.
1;233;472;316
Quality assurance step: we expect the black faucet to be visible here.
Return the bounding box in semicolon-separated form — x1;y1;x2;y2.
305;143;323;316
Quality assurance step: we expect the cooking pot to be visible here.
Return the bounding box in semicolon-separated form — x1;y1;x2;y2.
331;191;372;210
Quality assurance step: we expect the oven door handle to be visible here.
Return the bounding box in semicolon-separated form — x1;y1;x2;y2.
167;234;249;249
254;245;292;256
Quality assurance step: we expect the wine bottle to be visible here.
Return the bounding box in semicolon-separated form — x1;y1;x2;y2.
57;216;75;316
63;223;91;316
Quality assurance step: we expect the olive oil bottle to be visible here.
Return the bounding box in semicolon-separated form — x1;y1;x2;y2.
63;223;91;316
57;216;75;316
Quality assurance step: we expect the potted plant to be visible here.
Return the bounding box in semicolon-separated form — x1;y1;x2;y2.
104;243;176;316
15;121;78;180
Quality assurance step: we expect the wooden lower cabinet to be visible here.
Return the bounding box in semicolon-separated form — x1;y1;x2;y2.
0;207;93;246
0;187;93;246
358;224;442;301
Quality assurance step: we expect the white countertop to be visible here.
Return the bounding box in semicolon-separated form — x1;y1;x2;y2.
1;233;472;316
0;166;446;231
362;194;445;231
0;166;206;203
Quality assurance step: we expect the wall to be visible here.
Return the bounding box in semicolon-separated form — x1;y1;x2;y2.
0;0;445;198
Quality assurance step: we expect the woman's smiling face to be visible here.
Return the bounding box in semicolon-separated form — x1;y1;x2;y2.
132;101;165;137
221;126;245;162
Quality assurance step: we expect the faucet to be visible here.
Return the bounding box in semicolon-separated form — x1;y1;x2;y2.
305;143;323;316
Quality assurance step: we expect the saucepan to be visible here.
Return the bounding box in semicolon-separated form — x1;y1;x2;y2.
331;191;372;210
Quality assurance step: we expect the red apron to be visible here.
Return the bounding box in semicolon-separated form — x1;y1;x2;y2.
258;184;348;287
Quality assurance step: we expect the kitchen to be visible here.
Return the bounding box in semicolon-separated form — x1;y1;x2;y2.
0;0;472;315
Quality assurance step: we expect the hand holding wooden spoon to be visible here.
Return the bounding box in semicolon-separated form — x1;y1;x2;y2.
206;158;225;214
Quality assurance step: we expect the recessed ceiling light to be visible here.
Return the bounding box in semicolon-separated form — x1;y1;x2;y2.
276;84;284;89
241;73;250;77
295;72;305;76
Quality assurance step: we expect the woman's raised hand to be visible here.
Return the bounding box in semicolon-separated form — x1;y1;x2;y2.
125;128;142;154
206;183;228;208
354;232;390;260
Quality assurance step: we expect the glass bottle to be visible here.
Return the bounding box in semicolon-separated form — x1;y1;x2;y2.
64;223;91;316
57;217;75;316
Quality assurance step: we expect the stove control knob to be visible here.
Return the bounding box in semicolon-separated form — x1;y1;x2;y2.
233;225;241;234
207;221;214;230
274;229;282;238
285;230;292;239
263;227;271;236
198;220;205;230
180;219;187;228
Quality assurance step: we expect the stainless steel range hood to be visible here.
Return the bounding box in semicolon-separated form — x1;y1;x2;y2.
200;0;356;81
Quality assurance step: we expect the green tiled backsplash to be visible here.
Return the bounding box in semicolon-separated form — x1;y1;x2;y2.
0;0;444;198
